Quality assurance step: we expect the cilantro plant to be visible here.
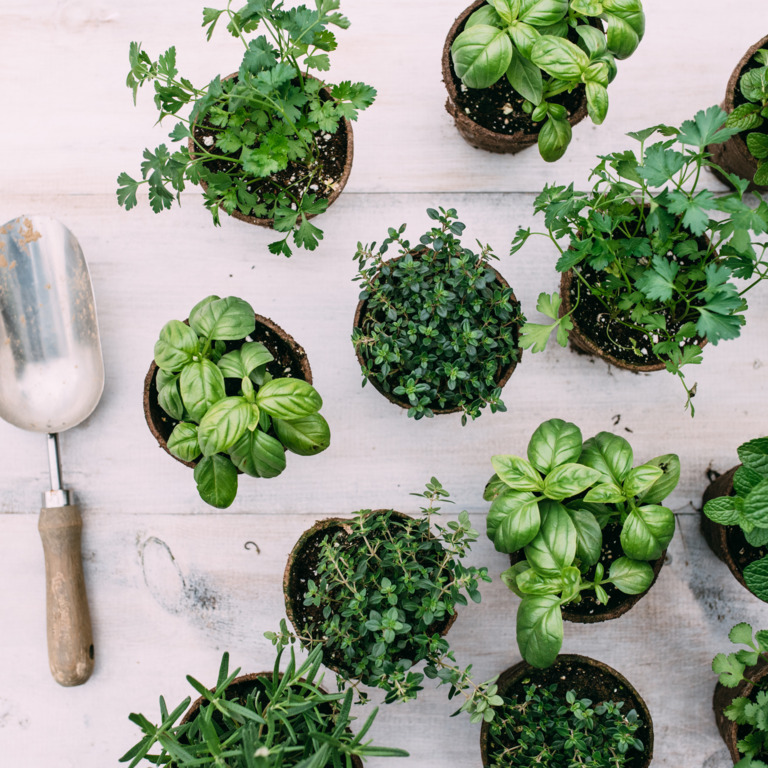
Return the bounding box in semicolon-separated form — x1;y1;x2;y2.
713;622;768;768
120;644;408;767
270;479;504;722
153;295;329;508
485;418;679;668
704;437;768;601
513;106;768;413
725;48;768;187
352;208;524;424
486;681;643;768
117;0;376;257
450;0;645;161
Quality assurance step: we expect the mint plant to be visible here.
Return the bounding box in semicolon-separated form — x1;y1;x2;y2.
153;295;329;508
352;208;524;424
486;681;644;768
725;48;768;186
704;437;768;601
713;622;768;768
271;479;504;721
450;0;645;161
117;0;376;257
485;418;679;668
119;644;408;767
512;106;768;414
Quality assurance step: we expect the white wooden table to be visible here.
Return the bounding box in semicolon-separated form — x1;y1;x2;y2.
1;1;767;766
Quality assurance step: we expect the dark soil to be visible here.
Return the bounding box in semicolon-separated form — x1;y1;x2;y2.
487;657;652;768
725;525;768;573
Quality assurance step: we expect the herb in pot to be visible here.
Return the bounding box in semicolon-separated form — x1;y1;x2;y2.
117;1;376;257
703;437;768;600
152;295;329;508
352;207;524;424
485;418;679;668
513;106;768;414
449;0;645;161
119;644;408;767
713;622;768;768
272;478;503;721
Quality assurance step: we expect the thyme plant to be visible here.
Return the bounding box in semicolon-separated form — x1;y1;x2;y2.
117;0;376;256
352;208;524;424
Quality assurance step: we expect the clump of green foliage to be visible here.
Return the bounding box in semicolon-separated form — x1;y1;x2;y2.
486;681;644;768
119;644;408;767
153;295;329;508
117;0;376;257
450;0;645;161
270;479;503;721
513;106;768;414
352;208;524;424
726;48;768;186
704;437;768;601
713;622;768;768
485;418;679;668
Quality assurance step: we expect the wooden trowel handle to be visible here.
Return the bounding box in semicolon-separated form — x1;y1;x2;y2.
38;505;94;686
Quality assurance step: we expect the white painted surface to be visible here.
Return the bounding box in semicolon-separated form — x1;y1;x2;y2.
0;1;767;766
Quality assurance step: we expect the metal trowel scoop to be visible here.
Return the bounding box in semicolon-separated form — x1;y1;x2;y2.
0;215;104;686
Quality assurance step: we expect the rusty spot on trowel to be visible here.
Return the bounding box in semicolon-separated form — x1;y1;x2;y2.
18;218;41;246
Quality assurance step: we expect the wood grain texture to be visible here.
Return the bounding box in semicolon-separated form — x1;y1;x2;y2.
1;0;768;766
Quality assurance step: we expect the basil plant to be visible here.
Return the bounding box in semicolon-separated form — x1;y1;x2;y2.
450;0;645;160
154;295;330;508
484;418;679;668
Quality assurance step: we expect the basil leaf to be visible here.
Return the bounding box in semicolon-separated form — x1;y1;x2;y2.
451;24;513;90
273;414;331;456
575;24;607;56
508;20;541;59
537;115;571;162
620;504;675;561
744;479;768;526
571;0;603;13
524;500;576;574
516;594;563;668
584;482;625;503
518;0;569;26
506;46;544;104
542;462;601;500
569;507;602;566
638;454;680;504
466;4;504;28
229;429;286;478
580;431;633;484
189;296;255;340
585;81;609;124
154;320;199;371
487;490;541;553
516;568;563;596
531;35;589;80
527;418;583;473
157;374;184;420
217;349;247;379
193;454;238;509
256;378;322;419
180;359;226;423
500;561;531;597
491;454;544;491
197;396;252;456
240;342;274;374
623;463;664;498
608;556;653;594
703;495;741;526
167;422;202;463
483;473;509;501
602;1;645;59
490;0;521;24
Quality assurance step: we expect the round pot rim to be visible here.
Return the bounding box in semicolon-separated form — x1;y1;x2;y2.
188;72;354;228
480;654;654;768
143;311;312;468
283;509;458;679
441;0;589;150
352;249;522;414
559;269;708;372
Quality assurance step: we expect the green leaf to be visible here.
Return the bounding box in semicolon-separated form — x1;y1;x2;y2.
585;81;608;124
747;133;768;161
543;463;602;500
507;20;541;58
580;431;633;485
537;116;572;162
635;255;680;302
451;25;513;90
180;359;226;422
695;305;744;345
730;622;756;648
637;143;685;186
167;422;202;463
713;652;746;687
491;454;544;491
501;561;531;597
116;172;139;211
527;418;583;474
575;24;607;56
157;374;184;421
516;567;565;596
228;428;286;478
703;495;741;526
620;504;675;561
569;506;602;566
256;378;322;419
197;396;252;455
154;320;199;371
486;490;541;553
194;454;238;508
524;501;577;574
273;414;331;456
609;557;653;594
516;595;563;668
745;557;768;602
489;0;521;24
466;5;505;28
736;466;766;496
189;296;255;340
518;0;569;27
531;35;589;80
678;105;738;149
638;454;680;504
602;5;643;59
739;438;768;476
725;103;763;132
483;473;508;501
506;47;543;104
584;482;625;503
623;463;664;498
667;190;714;236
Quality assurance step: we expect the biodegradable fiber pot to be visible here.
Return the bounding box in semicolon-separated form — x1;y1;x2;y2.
709;34;768;193
480;654;654;768
189;73;354;228
441;0;588;154
143;312;312;467
713;656;768;764
283;510;457;678
353;255;522;414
